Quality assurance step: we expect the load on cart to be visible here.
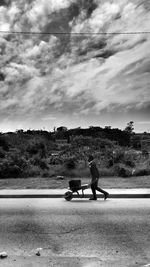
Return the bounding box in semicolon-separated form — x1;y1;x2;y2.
64;179;89;201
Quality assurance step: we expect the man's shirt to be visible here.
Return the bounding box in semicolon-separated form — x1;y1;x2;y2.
89;161;99;182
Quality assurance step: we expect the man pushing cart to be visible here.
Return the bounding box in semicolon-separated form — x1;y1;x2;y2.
64;154;109;201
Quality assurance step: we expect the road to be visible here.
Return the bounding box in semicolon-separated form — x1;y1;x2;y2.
0;198;149;267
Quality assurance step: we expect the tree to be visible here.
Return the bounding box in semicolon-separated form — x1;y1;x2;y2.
124;121;134;134
124;121;134;147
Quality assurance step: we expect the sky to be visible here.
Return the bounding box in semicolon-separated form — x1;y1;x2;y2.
0;0;150;133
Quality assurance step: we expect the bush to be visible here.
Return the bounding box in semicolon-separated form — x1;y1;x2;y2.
30;156;49;170
7;150;27;170
0;160;22;178
0;136;9;151
64;158;76;170
23;165;41;177
107;159;114;167
124;153;135;167
7;165;21;178
69;166;90;178
113;164;132;177
108;149;135;168
49;156;63;165
113;149;125;164
26;140;46;157
134;168;150;176
0;150;29;178
99;167;115;177
0;147;5;158
42;171;51;177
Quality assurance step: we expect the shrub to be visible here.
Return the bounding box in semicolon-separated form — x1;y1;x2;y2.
64;158;76;170
107;159;114;167
94;138;114;149
42;171;51;177
142;150;149;158
99;167;115;177
109;149;136;168
0;160;22;178
52;163;89;178
0;147;5;158
0;149;29;178
113;163;132;177
26;140;46;157
0;136;9;151
113;149;125;164
7;150;27;170
23;165;41;177
30;156;49;170
134;168;150;176
7;165;22;178
124;153;135;167
49;156;63;165
39;159;49;170
69;166;90;178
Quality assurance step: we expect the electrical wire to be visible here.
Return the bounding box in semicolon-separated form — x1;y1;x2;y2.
0;30;149;35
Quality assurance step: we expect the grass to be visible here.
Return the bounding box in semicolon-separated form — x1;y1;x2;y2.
0;175;149;189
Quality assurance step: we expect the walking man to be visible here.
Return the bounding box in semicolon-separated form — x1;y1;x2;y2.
88;155;109;201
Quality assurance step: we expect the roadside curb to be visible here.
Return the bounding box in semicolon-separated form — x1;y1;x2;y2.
0;193;150;198
0;189;150;198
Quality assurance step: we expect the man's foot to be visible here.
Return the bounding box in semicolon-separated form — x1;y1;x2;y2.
89;197;97;200
104;192;109;200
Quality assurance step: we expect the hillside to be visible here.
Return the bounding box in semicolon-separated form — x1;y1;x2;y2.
0;127;150;179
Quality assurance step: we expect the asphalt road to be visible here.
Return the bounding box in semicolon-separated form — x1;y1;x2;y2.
0;198;150;267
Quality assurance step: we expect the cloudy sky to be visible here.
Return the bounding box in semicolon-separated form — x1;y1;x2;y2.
0;0;150;133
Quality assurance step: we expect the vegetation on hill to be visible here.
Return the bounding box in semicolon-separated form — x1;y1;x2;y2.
0;124;150;179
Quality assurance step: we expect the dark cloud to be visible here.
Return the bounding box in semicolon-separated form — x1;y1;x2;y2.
93;49;115;59
74;0;97;18
139;0;150;11
0;0;10;6
0;72;5;81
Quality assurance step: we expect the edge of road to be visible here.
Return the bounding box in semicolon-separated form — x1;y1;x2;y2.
0;188;150;198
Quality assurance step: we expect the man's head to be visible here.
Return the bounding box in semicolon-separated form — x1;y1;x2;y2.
88;155;94;163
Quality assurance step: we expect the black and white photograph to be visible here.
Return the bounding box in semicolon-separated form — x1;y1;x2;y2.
0;0;150;266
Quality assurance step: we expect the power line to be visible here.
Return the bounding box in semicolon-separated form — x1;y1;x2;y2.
0;30;150;35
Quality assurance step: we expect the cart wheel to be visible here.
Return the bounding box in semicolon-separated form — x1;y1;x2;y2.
64;191;73;201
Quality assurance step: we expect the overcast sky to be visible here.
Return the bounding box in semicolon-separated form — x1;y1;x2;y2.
0;0;150;133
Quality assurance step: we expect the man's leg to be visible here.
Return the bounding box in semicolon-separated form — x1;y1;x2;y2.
96;182;109;200
90;182;97;200
96;186;107;195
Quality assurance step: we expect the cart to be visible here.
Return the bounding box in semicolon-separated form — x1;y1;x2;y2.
64;179;89;201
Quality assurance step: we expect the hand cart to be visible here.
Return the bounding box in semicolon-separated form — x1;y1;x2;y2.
64;179;89;201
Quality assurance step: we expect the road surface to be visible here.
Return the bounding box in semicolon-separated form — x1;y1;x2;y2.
0;198;149;267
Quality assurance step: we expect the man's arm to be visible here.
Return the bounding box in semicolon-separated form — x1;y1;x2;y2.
88;177;98;187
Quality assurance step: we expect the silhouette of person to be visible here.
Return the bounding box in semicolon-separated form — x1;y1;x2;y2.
88;155;109;200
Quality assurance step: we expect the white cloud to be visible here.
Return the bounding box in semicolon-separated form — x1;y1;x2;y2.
5;62;39;83
89;2;120;31
26;0;76;30
25;36;58;59
0;97;18;110
70;0;150;56
0;6;10;32
7;3;20;23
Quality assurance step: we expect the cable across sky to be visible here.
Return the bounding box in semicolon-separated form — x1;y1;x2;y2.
0;30;150;35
